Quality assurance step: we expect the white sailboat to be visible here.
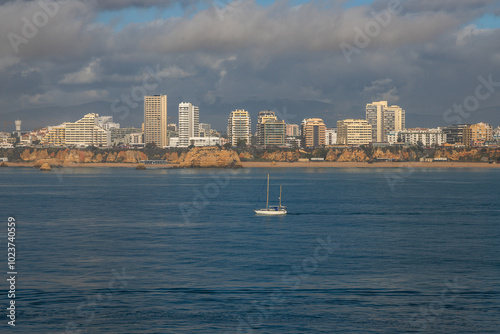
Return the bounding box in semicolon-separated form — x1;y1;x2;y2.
254;173;287;215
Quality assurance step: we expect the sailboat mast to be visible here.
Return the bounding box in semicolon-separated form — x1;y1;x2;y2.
279;185;282;209
266;173;270;209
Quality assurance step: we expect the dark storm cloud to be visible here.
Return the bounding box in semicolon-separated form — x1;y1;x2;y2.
0;0;499;130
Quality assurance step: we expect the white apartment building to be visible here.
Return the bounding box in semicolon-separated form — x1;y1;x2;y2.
65;113;111;147
178;102;199;147
493;126;500;143
188;137;221;147
389;128;447;146
228;109;251;146
97;116;120;130
325;128;337;146
126;132;143;145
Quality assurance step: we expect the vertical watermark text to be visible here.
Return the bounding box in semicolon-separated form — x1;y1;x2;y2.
6;217;17;327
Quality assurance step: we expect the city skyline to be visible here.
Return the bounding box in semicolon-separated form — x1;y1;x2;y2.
6;97;500;136
1;1;500;131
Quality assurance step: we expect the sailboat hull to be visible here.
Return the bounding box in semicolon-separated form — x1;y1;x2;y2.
254;207;287;215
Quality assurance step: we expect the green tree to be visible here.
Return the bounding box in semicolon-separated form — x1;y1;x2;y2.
236;138;247;148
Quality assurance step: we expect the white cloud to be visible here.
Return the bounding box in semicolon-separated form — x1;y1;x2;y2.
455;24;493;46
156;65;194;79
60;58;101;84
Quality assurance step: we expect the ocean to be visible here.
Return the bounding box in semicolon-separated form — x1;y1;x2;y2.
1;167;499;333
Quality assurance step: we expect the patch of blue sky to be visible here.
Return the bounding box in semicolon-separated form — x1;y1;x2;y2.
95;4;185;30
94;0;377;30
472;13;500;30
342;0;373;9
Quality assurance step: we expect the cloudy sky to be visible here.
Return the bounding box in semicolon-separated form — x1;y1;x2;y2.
1;0;500;131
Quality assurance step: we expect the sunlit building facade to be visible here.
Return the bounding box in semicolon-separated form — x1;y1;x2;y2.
41;124;67;146
144;94;168;147
366;101;405;143
228;109;251;146
65;113;110;147
464;122;493;147
337;119;372;145
301;118;326;148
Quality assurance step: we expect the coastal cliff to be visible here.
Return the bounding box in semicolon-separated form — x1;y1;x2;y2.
12;147;241;167
179;147;242;168
1;146;499;166
326;149;368;162
20;148;147;165
259;150;299;162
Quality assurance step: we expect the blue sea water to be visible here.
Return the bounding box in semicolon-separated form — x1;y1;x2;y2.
0;167;499;333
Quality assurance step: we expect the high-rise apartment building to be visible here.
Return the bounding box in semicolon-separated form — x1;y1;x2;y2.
463;122;493;146
227;109;251;146
262;119;286;147
144;94;168;147
256;110;277;145
366;101;405;143
301;118;326;148
337;119;372;145
178;102;199;147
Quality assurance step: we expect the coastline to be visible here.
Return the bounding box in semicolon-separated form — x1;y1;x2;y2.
4;162;174;168
240;161;500;168
4;161;500;168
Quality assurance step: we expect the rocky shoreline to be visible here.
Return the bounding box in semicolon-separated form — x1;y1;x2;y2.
1;146;499;169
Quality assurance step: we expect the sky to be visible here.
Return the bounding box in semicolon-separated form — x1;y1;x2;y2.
1;0;500;131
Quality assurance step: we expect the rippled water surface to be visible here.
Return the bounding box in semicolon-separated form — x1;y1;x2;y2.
1;167;499;333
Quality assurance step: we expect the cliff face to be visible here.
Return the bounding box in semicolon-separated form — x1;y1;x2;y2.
11;146;500;166
163;152;186;164
260;150;300;162
325;148;423;162
179;147;242;168
18;148;239;167
372;148;413;160
433;148;500;161
326;149;368;162
21;149;147;164
239;151;254;161
21;149;50;161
